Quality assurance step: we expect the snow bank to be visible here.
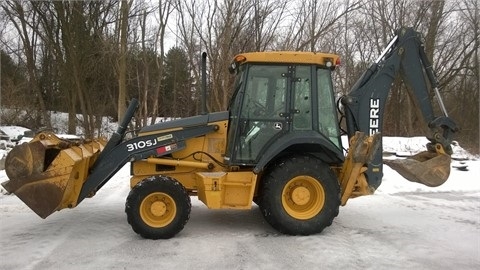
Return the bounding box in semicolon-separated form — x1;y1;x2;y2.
382;136;475;160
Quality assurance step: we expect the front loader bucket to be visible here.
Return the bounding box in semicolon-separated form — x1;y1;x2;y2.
1;132;106;218
384;151;451;187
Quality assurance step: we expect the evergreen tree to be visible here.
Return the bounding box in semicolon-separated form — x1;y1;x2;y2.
163;47;195;117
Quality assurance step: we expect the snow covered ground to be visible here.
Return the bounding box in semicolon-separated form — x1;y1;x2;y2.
0;138;479;270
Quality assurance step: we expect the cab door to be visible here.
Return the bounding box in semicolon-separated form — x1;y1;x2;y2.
230;64;290;164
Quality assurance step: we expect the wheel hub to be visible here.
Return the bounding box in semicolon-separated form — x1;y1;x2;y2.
291;186;310;205
140;192;177;228
282;176;325;220
150;201;167;217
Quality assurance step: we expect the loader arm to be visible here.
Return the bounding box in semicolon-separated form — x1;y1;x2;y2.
77;124;217;203
340;27;458;189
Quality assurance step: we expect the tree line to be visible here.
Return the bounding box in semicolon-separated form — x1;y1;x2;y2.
0;0;478;152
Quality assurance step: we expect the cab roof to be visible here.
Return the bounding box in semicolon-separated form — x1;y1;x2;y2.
232;51;340;67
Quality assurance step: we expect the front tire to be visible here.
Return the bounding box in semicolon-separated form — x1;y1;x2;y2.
125;176;191;239
259;155;340;235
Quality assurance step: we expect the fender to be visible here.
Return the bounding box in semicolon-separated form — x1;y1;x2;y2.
253;131;344;174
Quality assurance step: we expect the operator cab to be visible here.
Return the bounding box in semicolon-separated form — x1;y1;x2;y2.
225;52;344;167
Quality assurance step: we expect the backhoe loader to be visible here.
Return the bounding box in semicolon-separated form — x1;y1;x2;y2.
2;27;457;239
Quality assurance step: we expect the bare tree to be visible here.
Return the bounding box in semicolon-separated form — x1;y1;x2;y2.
175;0;254;111
118;0;132;123
278;0;360;51
151;0;174;123
1;1;51;129
441;0;479;152
130;0;156;127
1;0;476;152
242;0;287;52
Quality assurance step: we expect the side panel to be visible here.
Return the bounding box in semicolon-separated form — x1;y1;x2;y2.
130;119;229;191
195;171;257;209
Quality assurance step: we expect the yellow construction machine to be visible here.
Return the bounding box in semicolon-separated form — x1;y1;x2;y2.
2;27;457;239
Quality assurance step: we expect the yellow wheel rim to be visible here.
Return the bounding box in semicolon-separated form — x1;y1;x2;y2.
140;192;176;228
282;176;325;220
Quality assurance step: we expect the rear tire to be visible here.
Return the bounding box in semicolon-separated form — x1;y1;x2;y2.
258;155;340;235
125;176;191;239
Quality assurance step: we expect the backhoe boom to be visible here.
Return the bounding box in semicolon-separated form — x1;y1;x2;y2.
341;27;457;188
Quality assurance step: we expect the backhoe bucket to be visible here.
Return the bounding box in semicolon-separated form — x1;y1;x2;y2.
1;132;106;218
384;151;451;187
